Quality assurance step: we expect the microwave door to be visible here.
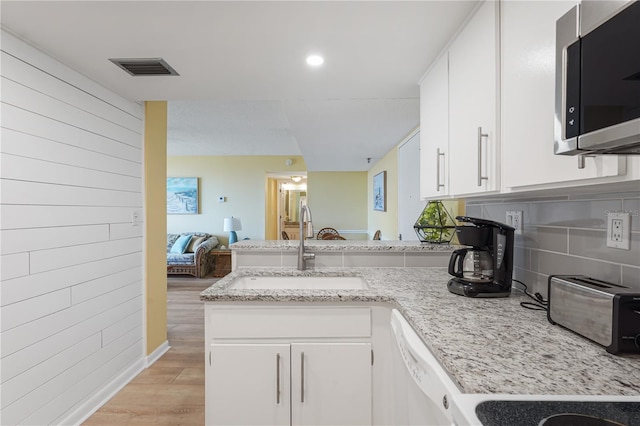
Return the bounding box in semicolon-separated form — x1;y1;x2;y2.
578;1;640;153
555;1;640;156
578;2;640;151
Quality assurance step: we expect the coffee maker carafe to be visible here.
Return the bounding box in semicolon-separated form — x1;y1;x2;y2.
447;216;515;298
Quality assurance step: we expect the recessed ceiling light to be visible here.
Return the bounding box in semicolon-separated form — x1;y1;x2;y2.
306;55;324;67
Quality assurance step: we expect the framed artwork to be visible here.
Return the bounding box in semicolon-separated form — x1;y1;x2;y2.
167;177;199;214
373;171;386;212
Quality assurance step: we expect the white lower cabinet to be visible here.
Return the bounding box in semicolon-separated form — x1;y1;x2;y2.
208;343;291;426
205;305;374;426
291;343;372;425
208;342;372;426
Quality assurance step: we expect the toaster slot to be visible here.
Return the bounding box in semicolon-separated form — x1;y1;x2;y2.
570;276;626;289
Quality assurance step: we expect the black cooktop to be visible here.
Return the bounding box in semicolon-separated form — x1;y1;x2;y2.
475;401;640;426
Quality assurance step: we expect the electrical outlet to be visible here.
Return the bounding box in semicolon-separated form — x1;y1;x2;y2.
506;211;523;234
611;219;623;242
606;212;631;249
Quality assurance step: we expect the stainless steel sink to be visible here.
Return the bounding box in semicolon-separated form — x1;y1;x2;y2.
228;275;365;290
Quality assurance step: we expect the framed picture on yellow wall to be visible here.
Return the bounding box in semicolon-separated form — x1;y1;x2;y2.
373;171;386;212
167;177;198;214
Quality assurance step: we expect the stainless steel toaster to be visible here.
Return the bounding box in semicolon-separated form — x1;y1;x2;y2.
547;275;640;354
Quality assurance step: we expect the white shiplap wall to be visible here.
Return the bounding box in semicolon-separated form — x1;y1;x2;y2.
0;30;145;425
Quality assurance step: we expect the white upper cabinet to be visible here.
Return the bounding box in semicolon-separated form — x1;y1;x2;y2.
448;0;500;196
500;0;624;191
419;0;638;200
419;53;450;199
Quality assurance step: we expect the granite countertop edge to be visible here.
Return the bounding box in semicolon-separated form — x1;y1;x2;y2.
228;240;459;252
200;266;640;397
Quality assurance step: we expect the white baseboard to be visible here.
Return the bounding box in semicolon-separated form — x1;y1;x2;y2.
55;341;170;425
61;357;146;426
146;340;170;366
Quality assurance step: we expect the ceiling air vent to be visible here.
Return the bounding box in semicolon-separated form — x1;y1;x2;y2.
109;58;179;76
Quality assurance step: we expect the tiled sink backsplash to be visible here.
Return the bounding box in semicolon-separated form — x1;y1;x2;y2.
465;191;640;296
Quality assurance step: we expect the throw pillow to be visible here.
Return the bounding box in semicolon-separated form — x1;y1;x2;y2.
186;236;205;253
170;234;192;254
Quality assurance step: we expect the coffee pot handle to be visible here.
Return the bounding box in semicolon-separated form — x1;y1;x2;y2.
448;249;467;278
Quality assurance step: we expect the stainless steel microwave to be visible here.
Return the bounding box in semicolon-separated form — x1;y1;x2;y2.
555;1;640;155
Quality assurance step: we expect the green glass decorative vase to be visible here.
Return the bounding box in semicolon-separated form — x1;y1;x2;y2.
413;200;456;244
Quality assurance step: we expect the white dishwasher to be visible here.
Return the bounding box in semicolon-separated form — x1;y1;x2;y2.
390;309;461;425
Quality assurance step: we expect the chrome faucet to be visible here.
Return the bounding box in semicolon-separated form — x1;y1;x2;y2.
298;204;315;270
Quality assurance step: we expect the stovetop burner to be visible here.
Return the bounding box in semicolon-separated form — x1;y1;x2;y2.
540;413;626;426
475;400;640;426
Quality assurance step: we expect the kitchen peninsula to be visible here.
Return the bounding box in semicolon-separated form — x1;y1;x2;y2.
201;241;640;425
202;266;640;396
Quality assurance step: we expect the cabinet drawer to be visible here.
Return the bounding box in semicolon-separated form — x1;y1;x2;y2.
208;307;371;338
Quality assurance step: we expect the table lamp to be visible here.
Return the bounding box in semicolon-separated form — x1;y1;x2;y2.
224;217;242;244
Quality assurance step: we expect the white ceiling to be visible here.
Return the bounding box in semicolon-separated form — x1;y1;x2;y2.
0;1;478;171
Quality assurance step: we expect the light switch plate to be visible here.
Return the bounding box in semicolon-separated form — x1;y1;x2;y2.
131;210;142;226
606;211;630;250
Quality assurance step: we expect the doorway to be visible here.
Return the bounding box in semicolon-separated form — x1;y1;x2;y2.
265;174;308;240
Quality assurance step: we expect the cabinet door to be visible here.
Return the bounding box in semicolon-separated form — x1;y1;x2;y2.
291;343;372;426
501;0;622;190
419;53;450;199
207;343;290;426
449;0;500;196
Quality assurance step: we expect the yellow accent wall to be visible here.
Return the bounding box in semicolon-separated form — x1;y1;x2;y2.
265;178;279;240
368;147;398;240
167;156;306;245
144;101;168;356
307;172;368;239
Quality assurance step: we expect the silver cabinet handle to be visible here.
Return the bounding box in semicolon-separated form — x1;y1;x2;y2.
300;352;305;403
276;353;281;404
436;148;445;191
577;153;595;169
477;127;489;186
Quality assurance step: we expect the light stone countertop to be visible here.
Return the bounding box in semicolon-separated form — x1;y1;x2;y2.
229;239;459;252
200;267;640;397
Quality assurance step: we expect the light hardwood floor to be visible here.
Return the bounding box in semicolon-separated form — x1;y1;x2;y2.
84;275;219;425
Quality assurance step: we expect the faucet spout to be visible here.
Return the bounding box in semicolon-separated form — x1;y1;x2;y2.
298;204;315;270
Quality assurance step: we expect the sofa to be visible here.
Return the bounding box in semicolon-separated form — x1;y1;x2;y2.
167;232;219;278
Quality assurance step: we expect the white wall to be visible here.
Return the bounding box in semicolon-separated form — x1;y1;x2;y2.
0;30;145;425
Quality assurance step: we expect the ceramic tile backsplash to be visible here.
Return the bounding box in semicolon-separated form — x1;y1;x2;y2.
466;190;640;295
623;198;640;231
534;227;568;252
404;252;450;267
569;229;640;267
529;199;620;229
235;249;453;269
622;266;640;290
235;251;282;268
343;252;405;268
311;252;344;268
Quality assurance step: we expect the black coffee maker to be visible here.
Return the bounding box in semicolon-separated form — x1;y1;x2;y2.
447;216;515;298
